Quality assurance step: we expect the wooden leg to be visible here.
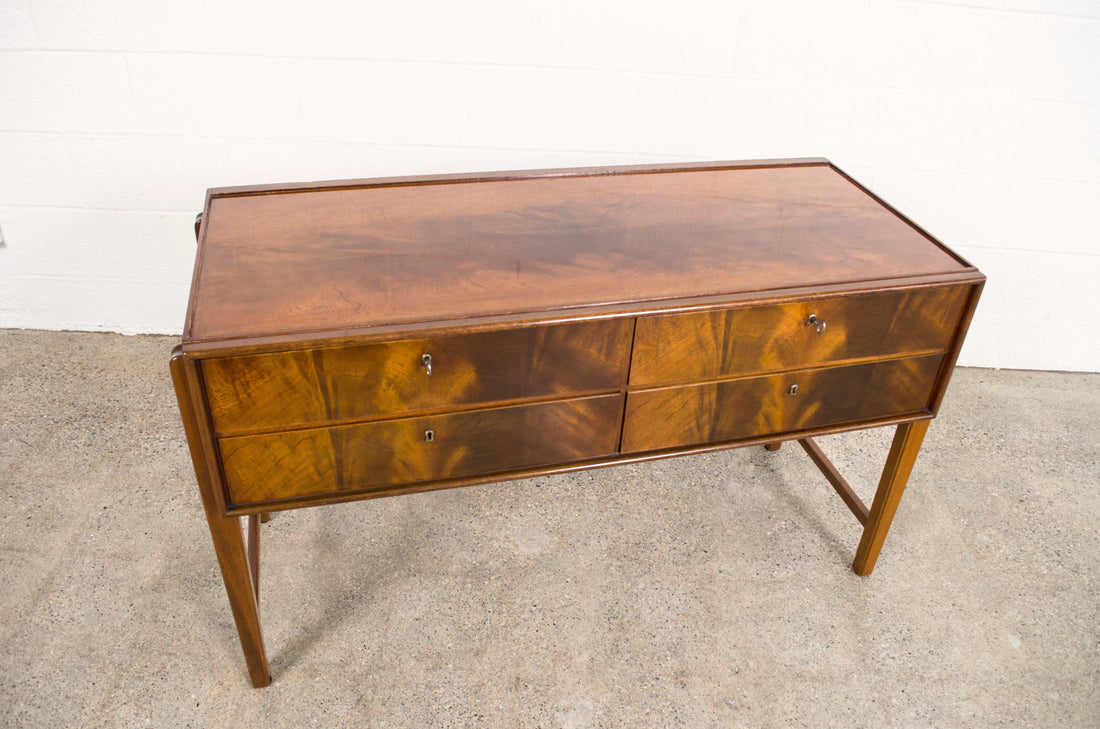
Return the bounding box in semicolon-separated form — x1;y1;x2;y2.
171;350;271;688
204;512;270;687
764;441;782;451
260;512;271;523
852;420;930;576
247;513;261;604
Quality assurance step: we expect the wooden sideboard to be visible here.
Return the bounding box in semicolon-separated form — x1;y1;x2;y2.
171;158;984;687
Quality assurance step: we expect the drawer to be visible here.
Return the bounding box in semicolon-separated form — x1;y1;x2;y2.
219;393;625;505
204;318;633;435
621;354;943;453
630;286;967;386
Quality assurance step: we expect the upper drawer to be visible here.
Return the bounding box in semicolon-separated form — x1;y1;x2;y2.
630;286;968;386
203;318;633;435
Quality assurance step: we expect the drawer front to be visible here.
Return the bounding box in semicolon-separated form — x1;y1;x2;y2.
219;394;625;505
622;354;943;453
630;286;967;386
204;318;633;435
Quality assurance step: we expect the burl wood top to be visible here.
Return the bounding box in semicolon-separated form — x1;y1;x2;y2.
185;159;973;346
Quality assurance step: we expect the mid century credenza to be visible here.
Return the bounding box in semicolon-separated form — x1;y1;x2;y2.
171;158;984;686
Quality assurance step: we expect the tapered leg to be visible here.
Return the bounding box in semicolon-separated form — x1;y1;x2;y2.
171;349;271;687
204;512;270;686
852;420;930;576
247;513;261;604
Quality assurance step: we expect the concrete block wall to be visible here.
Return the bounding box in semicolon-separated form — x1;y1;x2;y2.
1;0;1097;371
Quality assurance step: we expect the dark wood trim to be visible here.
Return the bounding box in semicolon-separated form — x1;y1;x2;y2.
175;351;229;516
205;157;833;199
170;348;270;687
183;192;215;342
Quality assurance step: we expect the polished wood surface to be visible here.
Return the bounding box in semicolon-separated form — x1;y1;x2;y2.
853;420;931;575
203;319;632;435
630;285;968;386
246;513;260;603
170;348;269;687
219;394;624;504
171;159;984;686
187;161;968;344
622;354;943;453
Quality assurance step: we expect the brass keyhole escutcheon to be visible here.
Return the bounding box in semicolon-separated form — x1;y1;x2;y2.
788;384;799;395
421;353;432;377
424;429;435;442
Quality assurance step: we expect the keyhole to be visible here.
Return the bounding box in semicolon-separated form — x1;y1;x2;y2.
424;429;435;442
806;314;826;335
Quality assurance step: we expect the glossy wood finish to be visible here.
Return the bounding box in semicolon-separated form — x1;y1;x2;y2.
186;160;969;345
203;319;632;435
622;354;944;453
218;394;624;505
853;420;931;575
171;159;984;686
170;348;269;687
630;286;968;386
247;513;260;603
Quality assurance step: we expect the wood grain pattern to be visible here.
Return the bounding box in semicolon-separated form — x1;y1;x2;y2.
188;162;971;343
621;354;943;453
172;160;986;686
630;286;968;386
170;348;270;687
219;394;624;505
203;318;632;435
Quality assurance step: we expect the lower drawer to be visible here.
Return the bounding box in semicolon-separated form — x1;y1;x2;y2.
219;394;625;505
621;354;943;453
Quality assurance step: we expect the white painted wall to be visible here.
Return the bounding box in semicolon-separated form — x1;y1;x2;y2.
1;0;1097;371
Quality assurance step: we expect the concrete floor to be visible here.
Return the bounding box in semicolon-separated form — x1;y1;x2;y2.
0;328;1097;728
